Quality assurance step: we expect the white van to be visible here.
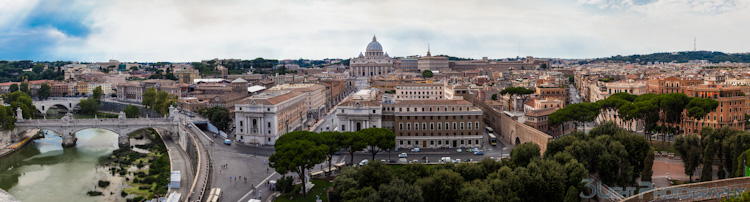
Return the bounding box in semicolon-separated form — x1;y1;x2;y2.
439;157;452;163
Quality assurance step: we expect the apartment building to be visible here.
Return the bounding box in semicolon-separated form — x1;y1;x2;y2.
682;84;749;134
388;99;484;149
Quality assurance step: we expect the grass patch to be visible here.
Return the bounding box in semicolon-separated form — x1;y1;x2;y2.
275;180;333;202
650;141;678;155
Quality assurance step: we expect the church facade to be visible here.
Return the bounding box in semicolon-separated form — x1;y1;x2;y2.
350;36;394;77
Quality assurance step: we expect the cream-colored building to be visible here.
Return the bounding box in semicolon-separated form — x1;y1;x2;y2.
269;83;328;120
395;83;445;100
336;89;382;132
417;50;449;71
234;90;307;145
726;78;750;86
176;68;201;84
86;83;113;96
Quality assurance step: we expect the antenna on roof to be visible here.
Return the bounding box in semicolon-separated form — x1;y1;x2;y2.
694;37;697;51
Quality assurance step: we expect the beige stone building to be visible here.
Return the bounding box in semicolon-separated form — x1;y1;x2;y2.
336;89;382;132
269;83;328;120
395;83;445;100
233;90;307;145
417;50;449;72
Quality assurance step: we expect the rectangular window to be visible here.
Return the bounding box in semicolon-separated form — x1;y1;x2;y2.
460;122;464;130
399;123;403;130
407;123;411;130
431;123;434;130
423;123;426;131
475;122;479;129
438;123;442;130
453;122;457;130
467;122;471;130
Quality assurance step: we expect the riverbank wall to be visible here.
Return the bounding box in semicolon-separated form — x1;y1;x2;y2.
0;129;40;158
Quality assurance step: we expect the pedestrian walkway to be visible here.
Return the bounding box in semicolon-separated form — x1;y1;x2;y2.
0;129;39;158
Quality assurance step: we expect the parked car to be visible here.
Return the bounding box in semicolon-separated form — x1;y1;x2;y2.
380;159;387;163
440;157;452;163
456;148;463;152
453;159;461;164
398;153;408;158
474;150;484;155
359;159;368;166
223;139;231;145
398;158;408;164
411;148;420;152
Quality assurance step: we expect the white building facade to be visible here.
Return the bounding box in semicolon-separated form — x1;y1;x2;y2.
233;91;307;145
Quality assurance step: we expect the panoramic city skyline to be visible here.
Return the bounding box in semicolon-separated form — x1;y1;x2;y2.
1;0;749;62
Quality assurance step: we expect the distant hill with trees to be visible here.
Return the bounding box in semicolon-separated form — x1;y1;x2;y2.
579;51;750;65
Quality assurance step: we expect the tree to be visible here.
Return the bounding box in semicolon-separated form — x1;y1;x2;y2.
92;86;104;103
491;94;497;100
458;184;492;202
675;134;702;181
6;91;37;119
124;105;140;118
38;83;51;100
378;178;424;202
321;131;344;176
32;64;44;74
269;132;327;198
142;88;157;109
641;148;655;182
9;84;18;93
78;97;99;115
202;106;232;131
342;132;367;165
417;169;464;202
511;142;541;167
276;175;295;194
0;106;16;130
19;82;29;95
357;161;393;189
359;128;395;160
422;70;433;78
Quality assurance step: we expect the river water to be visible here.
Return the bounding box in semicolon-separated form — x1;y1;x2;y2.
0;129;125;202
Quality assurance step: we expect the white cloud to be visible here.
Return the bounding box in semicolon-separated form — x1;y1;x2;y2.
2;0;750;61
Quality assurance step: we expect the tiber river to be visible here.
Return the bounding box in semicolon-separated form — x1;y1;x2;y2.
0;129;130;202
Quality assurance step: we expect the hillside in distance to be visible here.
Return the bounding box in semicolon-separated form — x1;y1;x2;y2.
580;51;750;64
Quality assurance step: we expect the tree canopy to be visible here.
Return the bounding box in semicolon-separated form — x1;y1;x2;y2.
499;87;535;96
359;128;396;160
544;121;651;186
199;106;232;132
332;143;588;202
4;91;37;119
124;105;140;118
38;83;51;100
421;70;433;78
269;131;327;198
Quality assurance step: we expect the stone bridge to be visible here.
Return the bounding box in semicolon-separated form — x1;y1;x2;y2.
33;97;85;113
13;106;180;147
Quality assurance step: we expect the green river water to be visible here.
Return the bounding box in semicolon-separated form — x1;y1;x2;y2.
0;129;124;202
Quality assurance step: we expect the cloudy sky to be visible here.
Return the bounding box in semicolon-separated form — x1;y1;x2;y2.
0;0;748;62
